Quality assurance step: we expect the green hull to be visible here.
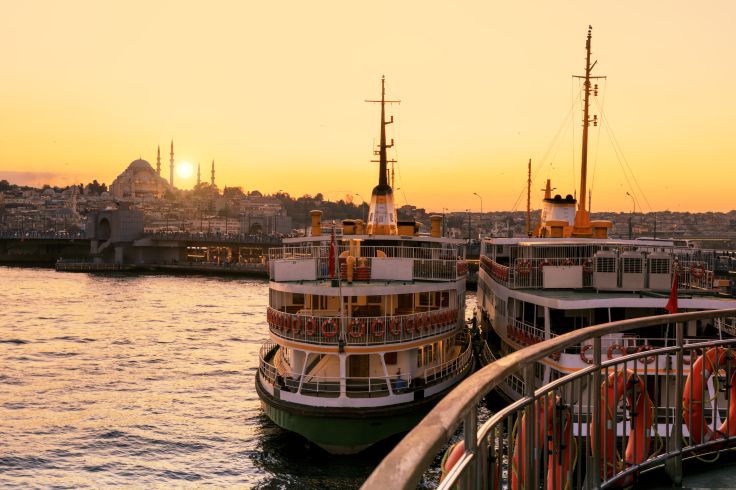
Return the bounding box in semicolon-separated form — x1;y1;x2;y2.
260;399;428;454
256;377;458;454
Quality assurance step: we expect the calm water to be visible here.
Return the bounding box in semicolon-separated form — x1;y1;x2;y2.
0;267;477;488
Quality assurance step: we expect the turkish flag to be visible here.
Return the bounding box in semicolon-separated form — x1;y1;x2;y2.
328;225;336;278
665;266;678;314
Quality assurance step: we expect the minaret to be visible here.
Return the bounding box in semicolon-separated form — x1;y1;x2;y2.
156;145;161;175
365;76;400;235
211;160;215;187
169;139;175;188
197;162;201;186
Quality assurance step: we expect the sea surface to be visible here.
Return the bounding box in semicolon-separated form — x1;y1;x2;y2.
0;267;478;489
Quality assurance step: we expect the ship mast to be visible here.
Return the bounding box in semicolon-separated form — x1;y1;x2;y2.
526;158;532;237
365;76;400;235
573;25;604;235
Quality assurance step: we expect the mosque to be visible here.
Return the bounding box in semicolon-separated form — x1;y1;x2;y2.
109;141;217;201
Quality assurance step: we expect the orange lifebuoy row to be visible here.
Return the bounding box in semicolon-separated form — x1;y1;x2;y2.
268;309;458;339
603;343;657;364
507;325;545;347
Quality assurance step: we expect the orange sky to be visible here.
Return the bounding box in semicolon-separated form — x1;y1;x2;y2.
0;1;734;212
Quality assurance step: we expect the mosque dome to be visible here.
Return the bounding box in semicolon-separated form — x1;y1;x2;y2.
110;156;170;201
126;159;155;173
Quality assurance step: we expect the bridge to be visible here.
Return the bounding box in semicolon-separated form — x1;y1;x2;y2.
0;229;283;270
363;309;736;489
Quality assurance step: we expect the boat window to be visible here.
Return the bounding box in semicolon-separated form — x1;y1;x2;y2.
292;293;304;306
384;352;397;365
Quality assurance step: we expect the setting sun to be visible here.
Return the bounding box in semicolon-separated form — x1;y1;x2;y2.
176;161;194;180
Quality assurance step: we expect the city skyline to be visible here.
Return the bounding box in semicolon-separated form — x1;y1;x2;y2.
1;1;735;213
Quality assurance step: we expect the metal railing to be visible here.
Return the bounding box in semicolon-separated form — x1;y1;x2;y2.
267;307;460;346
146;231;282;245
481;256;713;290
270;244;465;261
362;308;736;490
258;334;473;399
0;230;86;240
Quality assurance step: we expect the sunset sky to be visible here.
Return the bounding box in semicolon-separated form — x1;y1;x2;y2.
1;1;734;212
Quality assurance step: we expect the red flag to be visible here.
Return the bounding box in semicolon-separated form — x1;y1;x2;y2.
665;266;678;314
328;224;336;278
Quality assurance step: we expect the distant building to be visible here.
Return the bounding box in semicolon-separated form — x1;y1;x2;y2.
110;159;170;202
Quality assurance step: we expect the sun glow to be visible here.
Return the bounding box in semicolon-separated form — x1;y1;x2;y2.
176;161;194;179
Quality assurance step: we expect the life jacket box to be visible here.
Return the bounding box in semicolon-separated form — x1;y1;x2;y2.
647;252;672;291
620;252;645;291
593;251;618;290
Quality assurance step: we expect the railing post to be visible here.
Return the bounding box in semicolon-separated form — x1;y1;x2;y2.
523;363;535;490
665;321;684;485
461;409;478;490
590;336;602;489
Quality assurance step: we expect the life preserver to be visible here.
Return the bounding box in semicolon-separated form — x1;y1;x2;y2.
690;262;706;279
389;318;402;336
420;313;430;331
561;258;574;266
371;319;385;337
538;260;551;272
515;259;532;276
291;316;301;334
321;319;338;337
607;344;626;360
579;344;594;364
305;318;317;336
267;309;273;324
512;393;572;490
636;345;656;364
683;347;736;443
441;440;502;489
405;316;415;334
589;370;654;483
348;319;366;338
683;347;701;366
583;259;594;274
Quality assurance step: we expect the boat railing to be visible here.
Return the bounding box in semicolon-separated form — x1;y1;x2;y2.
481;255;713;290
267;306;460;346
424;340;474;385
270;244;464;261
258;335;473;399
362;308;736;490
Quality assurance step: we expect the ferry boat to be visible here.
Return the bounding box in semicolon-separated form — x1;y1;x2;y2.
256;77;473;454
476;27;736;406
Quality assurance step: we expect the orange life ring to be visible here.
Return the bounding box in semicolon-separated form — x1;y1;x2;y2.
583;259;594;274
267;309;273;324
291;316;301;334
579;344;594;364
636;345;656;364
690;262;706;279
348;319;366;338
305;318;317;336
371;319;385;337
515;259;532;276
562;258;574;266
683;347;702;366
538;260;551;272
607;344;626;360
590;369;654;483
321;319;338;338
389;318;402;336
512;393;572;490
683;347;736;443
404;316;415;334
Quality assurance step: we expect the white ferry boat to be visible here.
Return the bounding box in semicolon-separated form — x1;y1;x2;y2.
256;78;473;454
476;27;736;405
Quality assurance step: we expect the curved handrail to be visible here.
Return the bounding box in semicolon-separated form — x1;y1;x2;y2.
361;308;736;490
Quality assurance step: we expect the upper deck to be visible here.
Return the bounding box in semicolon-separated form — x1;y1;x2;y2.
480;237;723;293
270;235;468;284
